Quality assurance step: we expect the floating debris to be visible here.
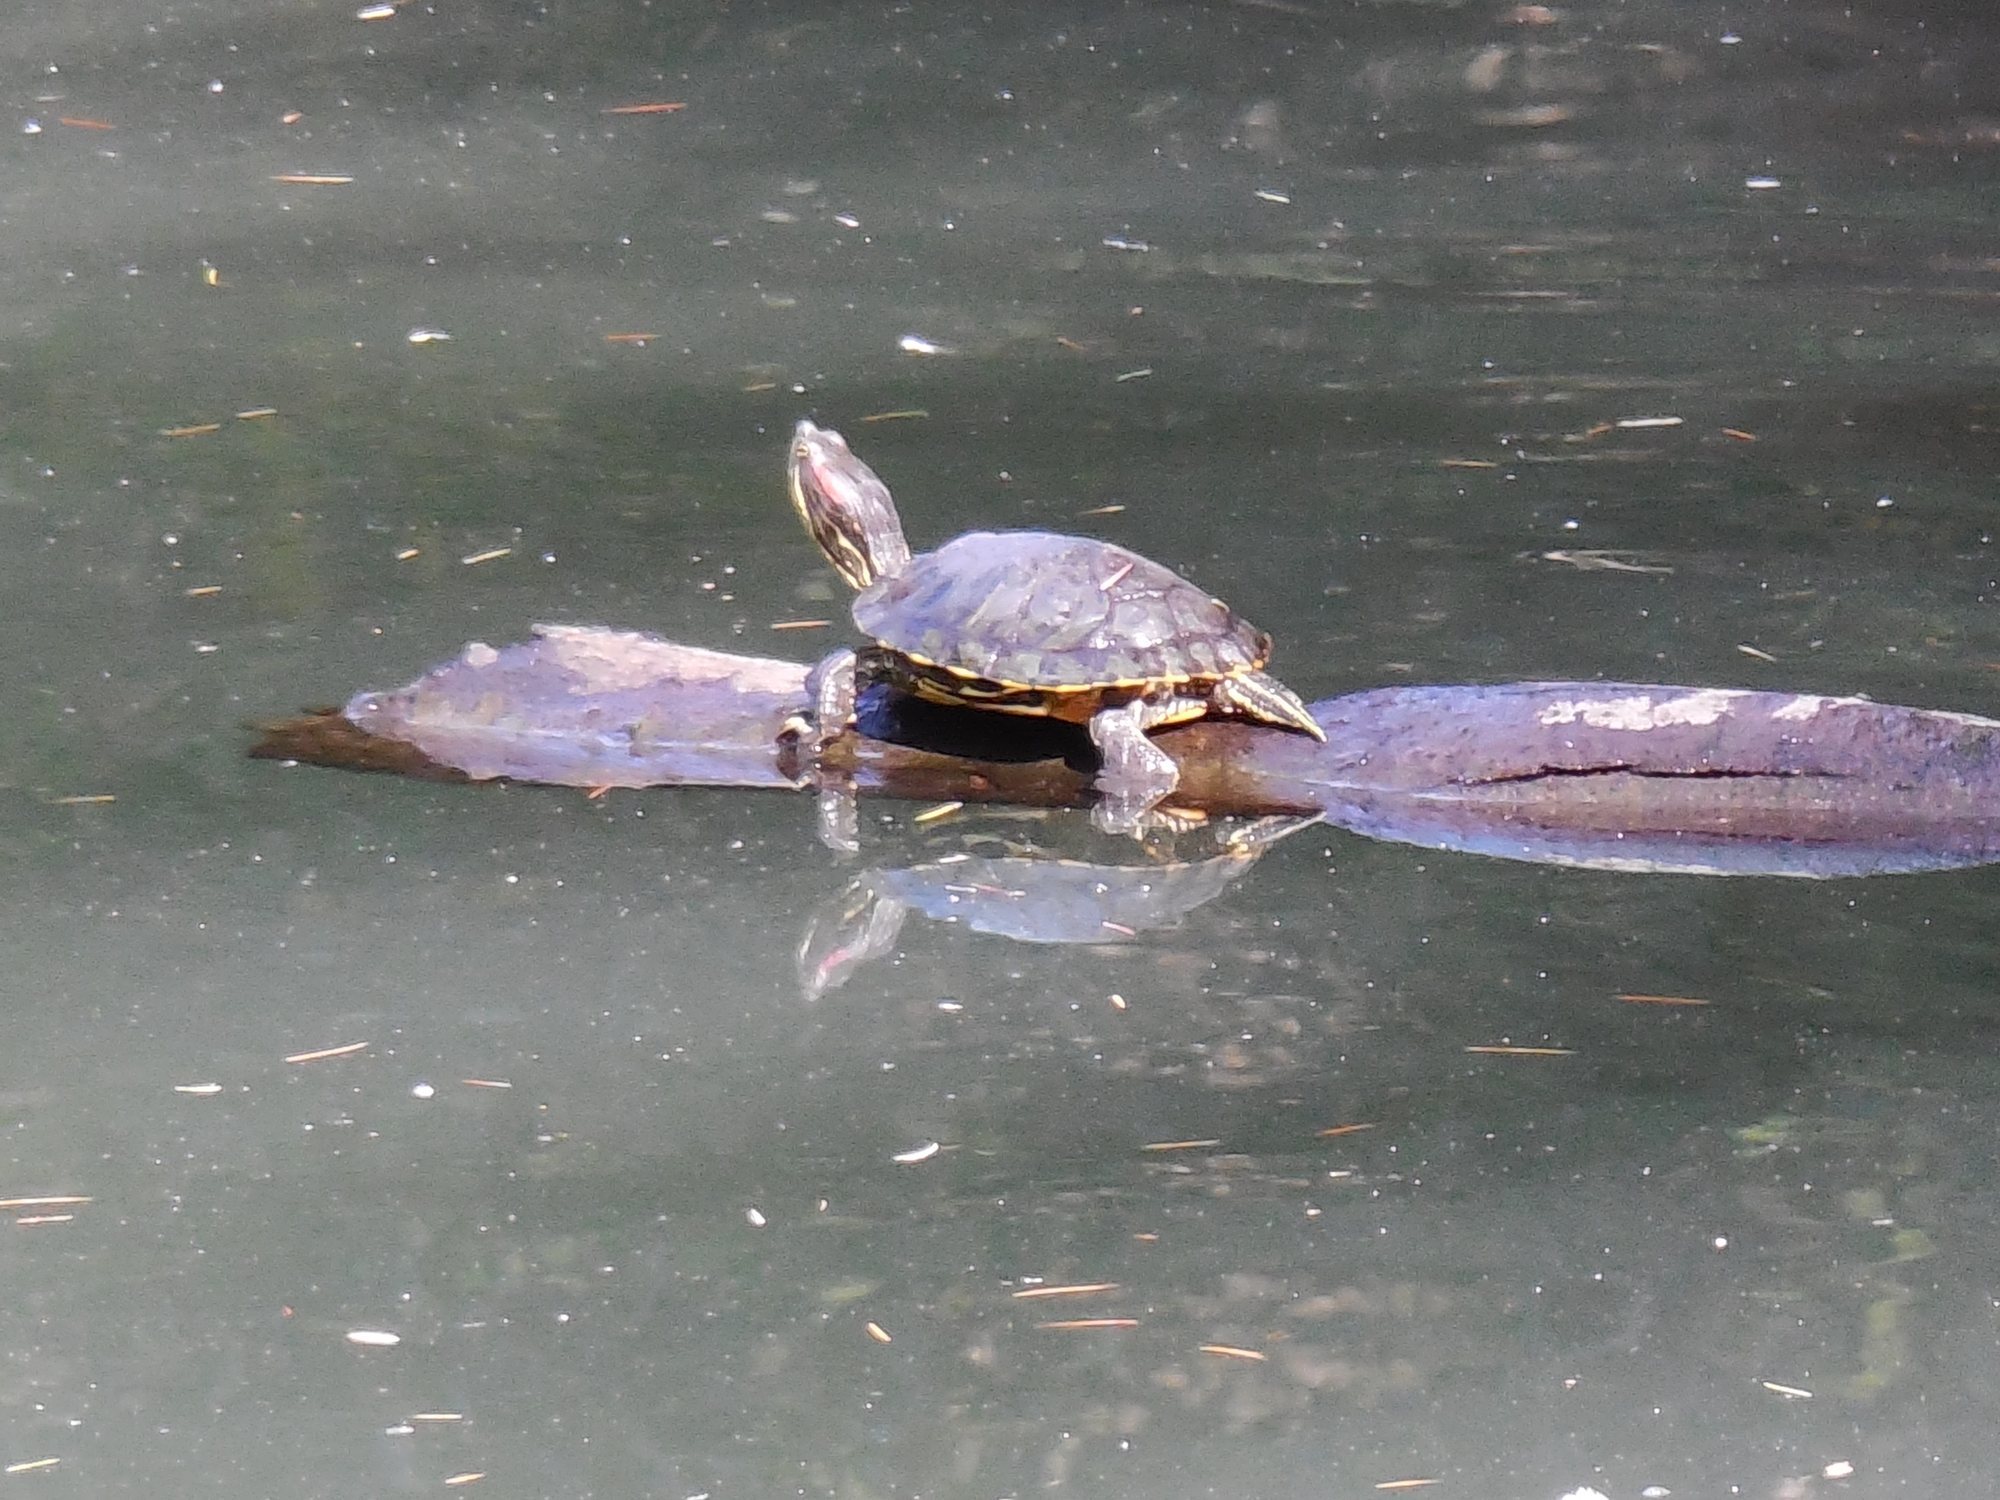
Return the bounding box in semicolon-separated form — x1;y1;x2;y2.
1745;175;1782;190
1615;415;1683;430
863;1322;892;1343
344;1329;401;1348
1721;427;1758;441
1011;1283;1120;1300
897;333;956;357
284;1040;369;1064
1737;643;1778;663
1036;1318;1139;1331
1101;235;1151;253
1113;367;1153;383
407;327;453;344
891;1140;942;1164
1539;550;1673;575
1252;188;1291;204
173;1083;225;1095
745;1206;767;1228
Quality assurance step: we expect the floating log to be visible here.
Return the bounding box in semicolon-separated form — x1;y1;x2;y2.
250;625;2000;877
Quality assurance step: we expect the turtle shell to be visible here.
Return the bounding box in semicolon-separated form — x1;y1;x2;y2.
852;530;1269;693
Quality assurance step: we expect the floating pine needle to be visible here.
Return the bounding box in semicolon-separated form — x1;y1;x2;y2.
15;1214;75;1226
1464;1044;1575;1057
1438;458;1500;470
1738;643;1778;663
1113;367;1153;383
460;547;513;566
863;1321;892;1343
1616;415;1684;430
3;1462;60;1476
236;406;279;420
51;794;115;805
1539;550;1673;575
1373;1482;1439;1493
1722;427;1759;441
1076;503;1126;516
442;1475;487;1488
461;1078;513;1089
891;1141;942;1164
173;1083;224;1095
281;109;304;124
1099;560;1137;591
408;1413;464;1424
1098;919;1138;937
741;379;779;392
0;1197;91;1210
1141;1138;1221;1152
1055;335;1089;351
1011;1283;1120;1300
912;802;963;825
59;117;115;130
1199;1344;1268;1362
395;547;421;561
1761;1380;1813;1399
271;173;355;185
604;332;658;344
768;618;830;632
1037;1318;1139;1331
602;102;689;115
1315;1122;1377;1139
285;1040;370;1064
859;409;929;423
161;422;222;438
184;585;222;598
1618;992;1712;1007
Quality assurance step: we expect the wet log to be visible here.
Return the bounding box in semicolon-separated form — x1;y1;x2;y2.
250;625;2000;876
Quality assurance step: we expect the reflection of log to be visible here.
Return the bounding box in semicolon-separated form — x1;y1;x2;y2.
250;625;2000;877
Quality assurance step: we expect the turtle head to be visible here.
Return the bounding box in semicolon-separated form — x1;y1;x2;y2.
787;420;913;591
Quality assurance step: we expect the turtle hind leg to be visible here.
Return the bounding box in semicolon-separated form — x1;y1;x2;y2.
1214;668;1325;741
1087;694;1202;835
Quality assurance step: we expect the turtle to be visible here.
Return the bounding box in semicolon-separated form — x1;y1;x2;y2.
785;419;1325;832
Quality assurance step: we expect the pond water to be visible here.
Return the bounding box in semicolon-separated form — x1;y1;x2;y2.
4;1;1999;1495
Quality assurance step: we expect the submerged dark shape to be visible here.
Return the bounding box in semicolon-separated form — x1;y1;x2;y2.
251;627;2000;879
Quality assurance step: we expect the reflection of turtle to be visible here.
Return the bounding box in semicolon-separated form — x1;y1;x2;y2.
795;814;1315;999
786;420;1323;830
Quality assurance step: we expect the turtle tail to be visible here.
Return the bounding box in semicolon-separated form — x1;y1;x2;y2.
1217;669;1325;741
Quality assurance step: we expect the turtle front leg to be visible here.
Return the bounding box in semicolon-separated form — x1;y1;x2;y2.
792;647;861;853
1087;694;1203;835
